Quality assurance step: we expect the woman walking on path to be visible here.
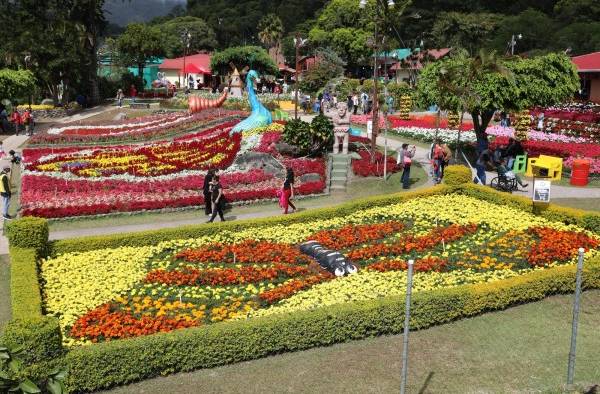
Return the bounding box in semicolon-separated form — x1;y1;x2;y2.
11;108;22;135
279;167;296;214
203;169;215;216
440;143;452;180
207;175;225;222
397;143;416;189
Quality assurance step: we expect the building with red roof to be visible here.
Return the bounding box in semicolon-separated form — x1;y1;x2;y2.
159;53;213;88
571;51;600;102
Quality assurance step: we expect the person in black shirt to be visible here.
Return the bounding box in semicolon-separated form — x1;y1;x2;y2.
203;169;215;215
207;175;225;222
281;167;296;214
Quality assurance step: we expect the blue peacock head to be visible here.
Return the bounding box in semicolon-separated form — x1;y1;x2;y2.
246;70;259;82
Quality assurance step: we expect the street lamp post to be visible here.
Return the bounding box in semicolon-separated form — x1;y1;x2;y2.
509;33;522;56
360;0;395;160
294;34;307;120
181;29;192;89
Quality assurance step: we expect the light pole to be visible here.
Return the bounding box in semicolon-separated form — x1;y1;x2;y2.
293;34;307;120
509;33;522;56
181;29;192;89
360;0;395;160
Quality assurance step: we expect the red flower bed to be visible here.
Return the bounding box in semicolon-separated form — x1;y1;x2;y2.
527;227;598;267
352;149;400;177
491;136;600;159
258;273;334;304
176;240;310;265
347;224;478;261
368;257;448;273
70;304;199;342
530;108;600;123
145;264;311;286
309;221;405;249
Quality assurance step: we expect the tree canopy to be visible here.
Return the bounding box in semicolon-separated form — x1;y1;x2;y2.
0;69;36;102
156;16;217;58
210;46;278;76
298;48;345;94
418;51;579;142
117;23;165;75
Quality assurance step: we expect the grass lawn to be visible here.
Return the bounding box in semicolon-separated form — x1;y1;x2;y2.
0;255;10;334
102;290;600;394
47;164;428;232
552;198;600;212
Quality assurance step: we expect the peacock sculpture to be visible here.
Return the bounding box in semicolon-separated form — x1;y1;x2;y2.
231;69;272;133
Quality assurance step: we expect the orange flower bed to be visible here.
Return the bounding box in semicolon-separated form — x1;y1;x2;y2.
70;304;200;342
258;273;334;304
527;227;598;267
309;221;405;249
347;224;478;261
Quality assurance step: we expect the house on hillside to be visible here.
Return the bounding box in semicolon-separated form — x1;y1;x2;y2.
571;52;600;102
159;53;214;88
390;48;452;86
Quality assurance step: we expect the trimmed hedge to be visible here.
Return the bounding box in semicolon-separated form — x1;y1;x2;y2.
65;256;600;392
443;165;472;186
50;186;451;255
6;217;49;253
10;247;43;320
3;317;63;364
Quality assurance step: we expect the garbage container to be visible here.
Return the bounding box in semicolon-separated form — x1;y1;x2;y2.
570;159;591;186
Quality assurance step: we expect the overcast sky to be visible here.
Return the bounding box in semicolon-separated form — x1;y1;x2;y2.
103;0;186;26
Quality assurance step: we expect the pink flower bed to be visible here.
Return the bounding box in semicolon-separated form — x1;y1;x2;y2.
563;157;600;175
350;114;473;130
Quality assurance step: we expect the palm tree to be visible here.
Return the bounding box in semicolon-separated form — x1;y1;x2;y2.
257;14;284;62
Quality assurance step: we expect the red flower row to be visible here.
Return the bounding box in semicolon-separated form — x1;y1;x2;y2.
70;304;199;342
346;224;478;261
258;273;334;304
491;136;600;159
352;150;400;177
309;221;405;249
145;263;311;287
368;257;448;273
527;227;599;266
176;240;311;265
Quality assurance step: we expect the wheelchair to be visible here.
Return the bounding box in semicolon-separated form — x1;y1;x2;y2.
490;171;518;193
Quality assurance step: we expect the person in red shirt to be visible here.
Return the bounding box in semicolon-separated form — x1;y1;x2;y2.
22;108;34;136
10;108;22;136
129;84;137;102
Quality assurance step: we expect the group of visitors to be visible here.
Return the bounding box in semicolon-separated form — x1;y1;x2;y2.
475;138;527;188
0;104;34;136
347;92;373;116
203;166;298;223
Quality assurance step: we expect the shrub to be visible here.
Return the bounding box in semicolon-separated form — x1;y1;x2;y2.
443;165;472;186
64;256;600;392
282;118;313;152
6;217;49;253
10;247;42;320
3;317;63;364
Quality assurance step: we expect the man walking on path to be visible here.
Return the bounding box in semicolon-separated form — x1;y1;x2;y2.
0;167;12;219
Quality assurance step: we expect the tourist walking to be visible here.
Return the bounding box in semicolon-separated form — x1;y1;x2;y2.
352;93;359;115
116;89;124;107
0;104;8;133
11;108;22;135
279;167;296;214
203;169;215;216
440;143;452;179
474;148;493;185
361;91;368;114
22;108;34;136
397;143;416;189
129;84;137;102
207;175;225;222
0;167;12;219
432;141;444;183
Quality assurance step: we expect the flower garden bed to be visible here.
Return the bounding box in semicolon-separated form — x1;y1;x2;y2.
4;183;600;391
21;115;326;218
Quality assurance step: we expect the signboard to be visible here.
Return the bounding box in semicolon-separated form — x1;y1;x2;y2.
533;180;551;203
367;120;373;138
